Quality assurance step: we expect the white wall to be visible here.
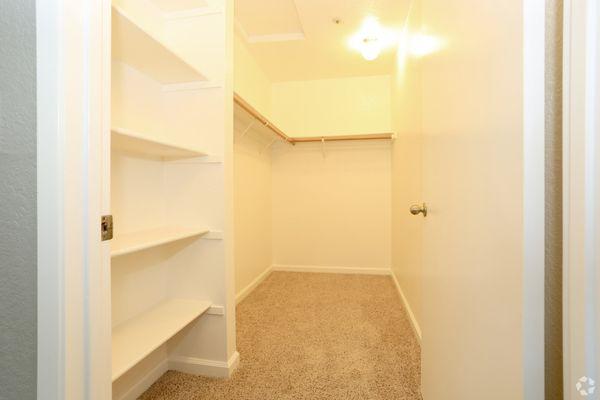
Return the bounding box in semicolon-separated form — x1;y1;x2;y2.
234;32;271;116
271;75;392;137
390;2;423;340
233;30;274;301
233;112;273;300
233;33;393;293
271;141;392;272
233;35;394;286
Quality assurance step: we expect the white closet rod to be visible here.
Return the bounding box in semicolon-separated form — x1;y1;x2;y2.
292;133;394;143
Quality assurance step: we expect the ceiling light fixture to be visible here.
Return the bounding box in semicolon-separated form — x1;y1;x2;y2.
348;16;397;61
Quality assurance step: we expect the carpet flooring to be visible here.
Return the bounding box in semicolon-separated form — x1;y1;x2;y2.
139;272;421;399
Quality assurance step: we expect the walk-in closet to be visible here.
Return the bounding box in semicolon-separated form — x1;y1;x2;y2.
44;0;548;399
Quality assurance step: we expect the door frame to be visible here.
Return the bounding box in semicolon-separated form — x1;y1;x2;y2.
563;0;600;398
37;0;111;399
523;1;547;398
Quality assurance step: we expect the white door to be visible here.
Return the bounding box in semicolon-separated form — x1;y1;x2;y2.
418;1;545;399
563;1;600;398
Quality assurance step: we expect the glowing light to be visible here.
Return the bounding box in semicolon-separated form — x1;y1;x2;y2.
408;33;443;57
360;38;381;61
348;16;399;61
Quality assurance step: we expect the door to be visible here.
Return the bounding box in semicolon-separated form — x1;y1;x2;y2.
418;1;545;399
563;1;600;398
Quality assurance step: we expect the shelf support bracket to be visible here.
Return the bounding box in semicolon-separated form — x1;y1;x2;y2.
240;120;256;138
260;137;278;155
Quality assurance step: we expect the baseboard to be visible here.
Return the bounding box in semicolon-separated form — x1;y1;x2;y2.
271;264;392;276
115;359;169;400
169;351;240;378
391;272;422;344
236;266;273;304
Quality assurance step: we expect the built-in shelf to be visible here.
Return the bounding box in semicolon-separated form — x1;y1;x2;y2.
111;227;209;257
112;127;207;160
112;6;207;84
112;298;211;381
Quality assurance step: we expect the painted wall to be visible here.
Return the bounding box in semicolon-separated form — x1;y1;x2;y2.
271;141;392;272
234;32;271;117
233;30;274;302
0;1;37;398
270;75;392;137
390;2;423;340
234;35;394;282
233;39;393;294
233;112;273;301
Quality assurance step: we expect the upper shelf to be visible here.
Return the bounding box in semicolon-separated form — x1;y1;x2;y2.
112;127;207;160
112;298;211;381
112;6;207;84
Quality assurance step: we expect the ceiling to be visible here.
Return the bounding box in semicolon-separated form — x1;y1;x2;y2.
153;0;209;12
235;0;411;82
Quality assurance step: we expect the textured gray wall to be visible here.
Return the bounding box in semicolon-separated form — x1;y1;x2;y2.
545;0;563;399
0;1;37;399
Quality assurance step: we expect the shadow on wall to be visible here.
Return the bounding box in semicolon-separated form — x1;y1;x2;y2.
544;0;563;399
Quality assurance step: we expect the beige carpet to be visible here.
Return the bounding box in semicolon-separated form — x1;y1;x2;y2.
140;272;421;400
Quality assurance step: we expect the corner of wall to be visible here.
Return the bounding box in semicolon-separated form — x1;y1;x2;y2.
233;31;273;118
389;0;423;340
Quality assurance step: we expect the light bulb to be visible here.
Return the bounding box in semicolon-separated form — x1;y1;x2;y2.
360;38;381;60
348;16;399;61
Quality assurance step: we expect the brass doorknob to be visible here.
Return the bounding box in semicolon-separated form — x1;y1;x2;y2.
410;203;428;217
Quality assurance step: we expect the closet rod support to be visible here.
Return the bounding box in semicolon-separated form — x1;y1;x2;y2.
241;120;256;138
261;137;278;154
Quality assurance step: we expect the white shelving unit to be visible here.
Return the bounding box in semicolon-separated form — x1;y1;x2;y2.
112;127;207;160
112;6;207;84
111;227;209;257
109;1;232;397
112;299;211;381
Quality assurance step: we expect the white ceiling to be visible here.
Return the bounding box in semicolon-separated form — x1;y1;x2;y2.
153;0;209;12
235;0;411;82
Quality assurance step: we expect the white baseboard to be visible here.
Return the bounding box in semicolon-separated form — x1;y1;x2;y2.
271;264;392;276
115;359;169;400
236;266;273;304
391;272;422;343
169;351;240;378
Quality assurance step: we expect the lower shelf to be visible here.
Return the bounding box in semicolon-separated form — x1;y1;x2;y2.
112;298;211;381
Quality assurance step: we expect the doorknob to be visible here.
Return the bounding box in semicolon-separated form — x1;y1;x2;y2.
410;203;428;217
